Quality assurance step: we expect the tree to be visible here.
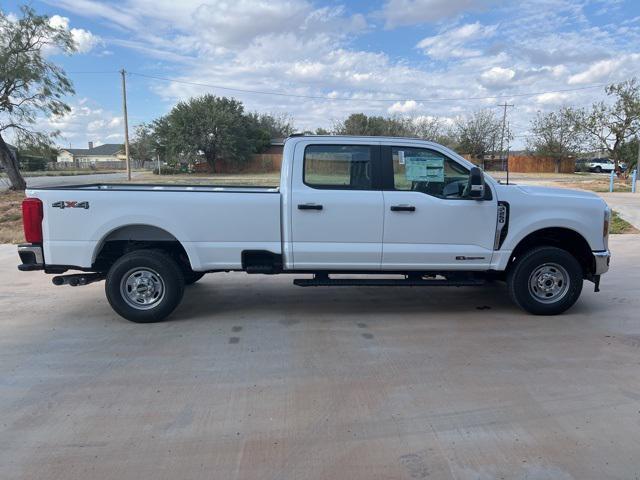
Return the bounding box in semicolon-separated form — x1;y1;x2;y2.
454;110;504;159
413;116;457;148
569;78;640;171
129;124;156;168
527;107;584;172
0;6;76;190
15;136;57;170
618;137;638;173
152;94;266;171
333;113;414;136
248;112;295;138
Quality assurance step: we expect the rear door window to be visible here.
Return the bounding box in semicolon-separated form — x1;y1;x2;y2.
304;145;373;190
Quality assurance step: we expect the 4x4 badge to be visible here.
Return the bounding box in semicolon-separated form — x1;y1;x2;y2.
52;201;89;209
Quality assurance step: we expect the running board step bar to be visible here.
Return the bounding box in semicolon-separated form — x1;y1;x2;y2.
293;277;485;287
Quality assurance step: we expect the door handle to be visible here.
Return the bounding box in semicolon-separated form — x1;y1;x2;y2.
390;205;416;212
298;203;323;211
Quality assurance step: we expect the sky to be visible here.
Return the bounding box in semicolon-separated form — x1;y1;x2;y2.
3;0;640;149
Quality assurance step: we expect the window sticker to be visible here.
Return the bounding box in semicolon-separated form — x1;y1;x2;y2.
398;150;405;165
405;156;444;182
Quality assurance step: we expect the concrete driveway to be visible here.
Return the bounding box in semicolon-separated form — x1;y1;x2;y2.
599;192;640;229
1;236;639;480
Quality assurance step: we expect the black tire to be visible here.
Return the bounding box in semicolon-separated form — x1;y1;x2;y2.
105;250;185;323
184;271;205;285
593;166;602;173
507;246;583;315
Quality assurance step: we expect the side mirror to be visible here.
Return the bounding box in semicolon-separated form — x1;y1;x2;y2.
467;166;485;200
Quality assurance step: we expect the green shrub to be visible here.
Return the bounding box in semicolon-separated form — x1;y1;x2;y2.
19;156;47;171
152;165;178;175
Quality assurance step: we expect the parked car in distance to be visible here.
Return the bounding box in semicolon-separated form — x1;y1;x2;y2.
583;158;622;173
18;135;611;322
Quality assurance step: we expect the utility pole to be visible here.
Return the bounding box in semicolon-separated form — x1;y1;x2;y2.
498;102;514;184
634;134;640;193
120;69;131;181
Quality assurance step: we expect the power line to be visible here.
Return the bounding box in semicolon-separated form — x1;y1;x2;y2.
66;69;616;104
125;71;612;104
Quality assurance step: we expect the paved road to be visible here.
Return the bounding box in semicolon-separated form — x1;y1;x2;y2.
1;172;133;191
1;235;639;480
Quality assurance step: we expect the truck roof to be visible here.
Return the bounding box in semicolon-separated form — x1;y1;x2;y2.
285;134;446;145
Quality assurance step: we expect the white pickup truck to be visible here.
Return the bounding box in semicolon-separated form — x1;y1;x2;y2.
18;135;611;322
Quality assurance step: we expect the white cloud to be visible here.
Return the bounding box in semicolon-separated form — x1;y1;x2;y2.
568;58;621;84
381;0;491;28
388;100;418;114
41;100;124;147
49;14;102;54
417;22;497;59
43;0;640;150
535;92;570;104
479;66;516;88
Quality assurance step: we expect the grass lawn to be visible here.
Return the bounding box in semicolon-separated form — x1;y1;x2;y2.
132;171;281;186
489;171;634;193
610;210;639;234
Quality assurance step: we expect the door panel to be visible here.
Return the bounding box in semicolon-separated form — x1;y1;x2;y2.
382;191;496;269
381;146;497;270
291;144;383;269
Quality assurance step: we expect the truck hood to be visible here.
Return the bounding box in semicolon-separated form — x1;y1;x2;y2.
513;185;603;201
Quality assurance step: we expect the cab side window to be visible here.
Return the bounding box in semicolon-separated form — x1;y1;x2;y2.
304;145;372;190
391;147;470;199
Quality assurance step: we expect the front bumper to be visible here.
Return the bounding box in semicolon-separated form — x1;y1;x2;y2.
18;243;44;271
593;250;610;275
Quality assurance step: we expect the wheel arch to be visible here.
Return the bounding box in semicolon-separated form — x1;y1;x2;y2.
91;224;196;272
508;227;594;276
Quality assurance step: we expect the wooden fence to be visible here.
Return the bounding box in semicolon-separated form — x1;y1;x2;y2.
465;155;576;173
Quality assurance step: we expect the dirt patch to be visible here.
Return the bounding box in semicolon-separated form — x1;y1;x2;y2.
0;191;25;244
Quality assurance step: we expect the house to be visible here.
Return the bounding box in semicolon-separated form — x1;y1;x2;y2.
57;142;125;164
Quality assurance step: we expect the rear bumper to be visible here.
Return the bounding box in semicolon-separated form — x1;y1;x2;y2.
593;250;610;275
18;243;44;271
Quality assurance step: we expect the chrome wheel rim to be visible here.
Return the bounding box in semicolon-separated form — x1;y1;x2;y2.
120;268;165;310
528;263;570;304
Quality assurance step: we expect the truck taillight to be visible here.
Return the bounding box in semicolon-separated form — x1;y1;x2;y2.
22;197;43;243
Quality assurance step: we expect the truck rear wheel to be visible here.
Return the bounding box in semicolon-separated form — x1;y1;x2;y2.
507;246;583;315
105;250;185;323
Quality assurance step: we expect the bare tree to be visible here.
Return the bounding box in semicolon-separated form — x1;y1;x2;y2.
454;110;504;159
527;107;584;172
0;6;76;190
412;116;457;148
569;78;640;171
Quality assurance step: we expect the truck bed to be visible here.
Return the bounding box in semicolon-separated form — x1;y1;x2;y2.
28;183;283;271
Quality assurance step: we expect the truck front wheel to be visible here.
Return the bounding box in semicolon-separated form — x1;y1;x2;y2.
507;246;583;315
105;250;185;323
